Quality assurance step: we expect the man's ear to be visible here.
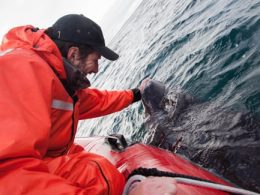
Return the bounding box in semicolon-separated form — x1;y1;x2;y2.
67;47;80;64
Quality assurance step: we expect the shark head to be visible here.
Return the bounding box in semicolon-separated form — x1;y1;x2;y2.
141;80;167;115
141;80;189;118
141;80;195;152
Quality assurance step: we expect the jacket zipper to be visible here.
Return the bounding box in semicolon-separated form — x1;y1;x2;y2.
60;95;78;155
71;96;110;194
90;160;110;195
70;95;78;141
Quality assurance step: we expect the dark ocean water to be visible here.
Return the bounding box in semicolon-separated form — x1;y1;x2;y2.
77;0;260;192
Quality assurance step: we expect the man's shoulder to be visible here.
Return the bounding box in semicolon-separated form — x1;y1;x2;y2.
1;48;55;76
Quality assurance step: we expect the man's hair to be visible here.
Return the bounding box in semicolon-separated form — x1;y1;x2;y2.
45;27;94;59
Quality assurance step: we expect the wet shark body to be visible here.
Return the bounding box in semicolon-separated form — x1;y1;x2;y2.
142;80;194;150
141;80;260;192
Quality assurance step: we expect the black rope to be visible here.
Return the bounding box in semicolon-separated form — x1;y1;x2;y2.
128;167;216;183
128;168;240;195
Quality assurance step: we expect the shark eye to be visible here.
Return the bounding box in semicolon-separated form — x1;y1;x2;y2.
163;98;175;105
162;98;176;111
161;97;168;105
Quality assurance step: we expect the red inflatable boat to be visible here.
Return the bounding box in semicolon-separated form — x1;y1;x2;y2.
75;135;259;195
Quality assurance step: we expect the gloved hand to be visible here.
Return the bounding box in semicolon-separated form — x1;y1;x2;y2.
132;78;153;103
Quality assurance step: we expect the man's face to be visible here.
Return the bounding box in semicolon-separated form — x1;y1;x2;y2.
72;51;101;76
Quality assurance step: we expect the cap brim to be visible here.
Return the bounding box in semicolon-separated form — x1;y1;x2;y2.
95;46;119;61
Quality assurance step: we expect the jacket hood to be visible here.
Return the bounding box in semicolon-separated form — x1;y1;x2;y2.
0;25;66;79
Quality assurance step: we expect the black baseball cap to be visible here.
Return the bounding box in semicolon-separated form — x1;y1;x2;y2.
51;14;119;61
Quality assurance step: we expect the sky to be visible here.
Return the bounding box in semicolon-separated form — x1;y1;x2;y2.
0;0;143;43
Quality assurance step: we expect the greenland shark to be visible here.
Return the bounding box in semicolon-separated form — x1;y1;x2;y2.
141;79;260;192
142;80;194;151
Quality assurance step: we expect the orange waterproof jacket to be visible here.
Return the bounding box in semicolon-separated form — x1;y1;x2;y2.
0;26;133;194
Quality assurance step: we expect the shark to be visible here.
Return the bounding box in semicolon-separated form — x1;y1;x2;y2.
141;79;260;192
142;80;194;152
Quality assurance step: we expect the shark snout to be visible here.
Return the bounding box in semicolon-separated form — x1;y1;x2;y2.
141;80;167;115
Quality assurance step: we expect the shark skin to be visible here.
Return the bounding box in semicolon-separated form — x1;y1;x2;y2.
140;80;260;192
142;80;194;151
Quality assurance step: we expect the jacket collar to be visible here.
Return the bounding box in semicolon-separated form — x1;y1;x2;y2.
1;25;66;79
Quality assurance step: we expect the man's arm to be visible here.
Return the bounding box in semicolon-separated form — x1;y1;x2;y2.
77;88;140;119
76;78;153;120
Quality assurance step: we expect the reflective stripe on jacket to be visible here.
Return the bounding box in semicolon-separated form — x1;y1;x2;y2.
0;25;132;194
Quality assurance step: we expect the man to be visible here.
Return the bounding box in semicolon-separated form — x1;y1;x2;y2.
0;14;177;195
0;14;143;195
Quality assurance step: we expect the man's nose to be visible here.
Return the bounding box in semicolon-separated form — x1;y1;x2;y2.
93;63;99;73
